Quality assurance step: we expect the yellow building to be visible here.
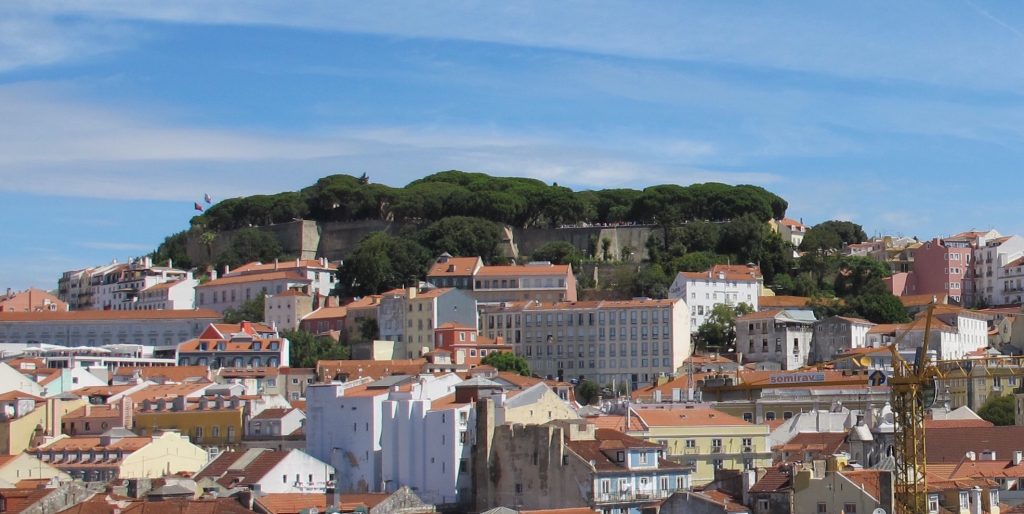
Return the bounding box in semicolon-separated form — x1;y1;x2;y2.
134;396;245;448
939;364;1023;412
29;430;208;481
0;395;84;455
631;406;771;486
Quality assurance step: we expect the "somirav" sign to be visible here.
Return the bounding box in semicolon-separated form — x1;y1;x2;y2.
769;372;827;385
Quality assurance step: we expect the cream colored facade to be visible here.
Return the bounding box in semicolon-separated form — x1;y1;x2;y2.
792;462;891;514
0;453;69;486
629;409;771;486
0;397;84;455
500;385;580;426
118;431;209;478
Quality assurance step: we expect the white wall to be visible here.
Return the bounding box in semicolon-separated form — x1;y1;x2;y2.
260;449;335;493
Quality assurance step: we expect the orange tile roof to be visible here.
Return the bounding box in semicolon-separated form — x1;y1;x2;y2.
302;306;348;321
71;384;137;397
475;263;572;277
841;470;884;501
0;391;43;402
779;217;807;230
692;490;748;513
521;509;602;514
678;270;761;282
583;414;645;432
566;429;680;472
128;383;210;403
254;493;389;514
42;435;151;452
113;366;210;383
481;298;677;312
0;310;220;322
736;309;785;321
317;359;426;381
231;259;336;274
141;280;188;292
749;466;792;492
427;256;481;277
757;296;811;309
899;294;944;307
0;487;57;514
634;407;751;428
196;271;308;288
631;373;711;402
177;336;283;353
924;419;994;429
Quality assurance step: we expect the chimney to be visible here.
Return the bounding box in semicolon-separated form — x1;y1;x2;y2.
321;257;327;267
274;258;279;271
121;396;134;429
211;269;218;281
970;487;982;514
46;398;61;438
1014;451;1022;466
85;403;92;417
653;390;662;403
168;259;173;269
172;396;187;411
408;287;417;299
966;451;976;461
224;264;231;276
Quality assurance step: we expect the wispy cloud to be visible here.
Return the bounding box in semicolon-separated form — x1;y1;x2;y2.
78;241;154;251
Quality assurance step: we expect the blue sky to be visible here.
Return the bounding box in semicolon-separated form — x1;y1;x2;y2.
3;1;1024;290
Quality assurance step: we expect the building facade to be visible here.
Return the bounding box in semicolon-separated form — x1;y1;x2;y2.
734;310;816;370
377;287;478;359
668;265;762;330
478;298;691;388
0;310;221;348
809;316;875;364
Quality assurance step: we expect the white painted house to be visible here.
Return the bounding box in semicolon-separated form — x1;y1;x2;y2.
668;264;762;331
194;448;334;494
810;316;876;364
735;309;817;370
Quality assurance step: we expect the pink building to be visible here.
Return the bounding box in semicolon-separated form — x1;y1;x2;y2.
902;237;972;303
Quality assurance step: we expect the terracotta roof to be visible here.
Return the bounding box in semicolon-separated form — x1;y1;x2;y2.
270;289;310;298
693;490;748;513
678;270;761;282
635;407;752;428
251;408;296;421
521;509;601;514
128;383;210;403
735;309;785;321
475;263;572;277
481;298;677;312
924;419;993;429
113;366;210;383
779;218;807;230
72;384;136;398
317;359;426;381
1005;256;1024;269
0;310;220;322
777;432;847;462
0;391;44;402
757;296;811;309
254;493;389;514
749;466;792;492
195;271;308;288
302;306;348;321
565;429;682;472
631;373;711;402
0;487;56;514
141;280;188;292
177;336;284;353
926;426;1024;463
427;256;482;277
41;435;152;452
64;404;123;420
231;260;336;274
583;414;645;432
195;449;290;489
841;470;884;501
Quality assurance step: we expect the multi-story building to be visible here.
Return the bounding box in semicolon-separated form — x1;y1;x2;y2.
961;231;1024;307
474;419;691;514
196;271;310;314
300;295;381;340
68;257;194;312
0;288;68;313
426;254;483;290
136;278;199;310
908;237;973;304
306;374;461;494
229;258;338;296
377;287;478;359
426;254;577;304
264;288;315;331
734;310;816;370
769;218;808;257
0;309;221;348
809;316;875;364
23;344;178;375
433;323;509;366
865;305;989;360
29;429;208;481
246;407;305;438
478;298;691;388
177;321;289;369
630;406;771;486
668;264;762;330
134;395;245;448
62;397;133;435
280;367;317;401
792;465;893;514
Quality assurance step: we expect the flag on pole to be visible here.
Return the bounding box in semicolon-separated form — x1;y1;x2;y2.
194;202;204;212
204;193;212;204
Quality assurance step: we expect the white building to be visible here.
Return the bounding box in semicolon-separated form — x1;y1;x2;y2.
735;309;816;370
810;316;875;364
963;232;1024;307
668;265;762;330
136;278;198;310
865;306;989;360
0;310;221;348
91;258;193;312
770;218;809;257
305;374;461;493
195;448;334;494
478;298;690;389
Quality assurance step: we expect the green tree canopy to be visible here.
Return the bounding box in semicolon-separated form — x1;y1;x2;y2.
575;379;600;405
415;216;504;263
800;220;867;253
334;233;431;297
221;227;284;267
480;351;530;376
223;293;266;324
978;394;1015;426
531;241;583;270
283;329;349;367
695;302;754;352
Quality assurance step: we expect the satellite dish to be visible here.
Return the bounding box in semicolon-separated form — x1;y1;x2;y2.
859;356;872;368
872;508;886;514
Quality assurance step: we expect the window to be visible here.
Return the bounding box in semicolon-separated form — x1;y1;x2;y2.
928;496;939;514
711;439;722;451
639;451;649;464
685;439;696;448
959;492;969;510
757;499;769;513
817;503;827;514
712;459;723;470
844;503;856;514
765;411;776;421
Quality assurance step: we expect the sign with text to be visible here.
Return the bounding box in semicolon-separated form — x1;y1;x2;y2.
768;372;827;385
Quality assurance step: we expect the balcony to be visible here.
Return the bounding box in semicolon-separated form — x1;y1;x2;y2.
594;489;679;504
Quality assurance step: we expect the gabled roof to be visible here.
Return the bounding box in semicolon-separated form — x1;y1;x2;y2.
0;487;57;514
758;296;811;309
317;359;426;381
195;271;308;288
476;263;573;277
112;366;210;383
840;470;884;502
254;493;391;514
749;466;792;493
634;407;751;428
195;449;290;489
427;256;482;277
231;260;336;274
565;429;682;472
776;432;847;462
926;426;1024;463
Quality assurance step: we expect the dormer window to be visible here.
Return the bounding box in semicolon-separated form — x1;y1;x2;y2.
639;451;649;464
616;451;624;463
